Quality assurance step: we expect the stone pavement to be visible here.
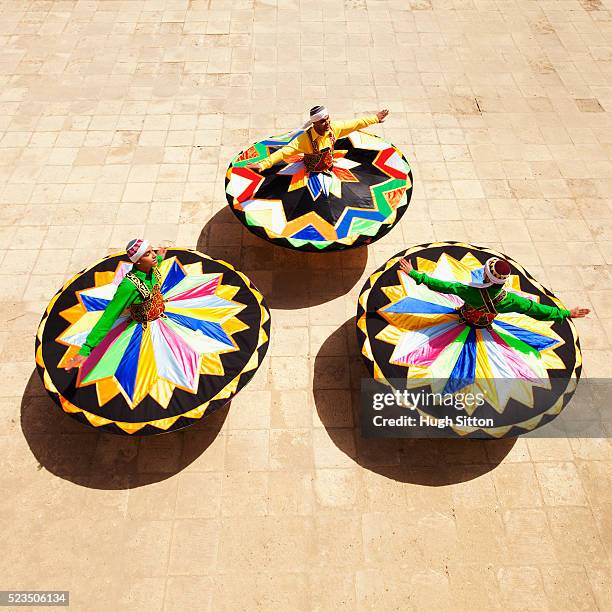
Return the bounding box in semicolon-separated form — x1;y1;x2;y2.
1;0;611;610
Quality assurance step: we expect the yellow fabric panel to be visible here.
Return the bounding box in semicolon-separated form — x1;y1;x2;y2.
199;352;225;377
146;416;181;431
60;310;105;340
416;256;437;275
361;336;373;361
212;377;239;401
473;329;500;413
375;325;404;346
284;212;337;240
44;368;59;394
95;377;121;406
35;343;46;368
183;262;203;275
166;306;243;324
94;271;116;287
539;348;566;371
181;404;209;420
114;421;147;434
219;317;249;336
381;284;406;304
242;348;260;373
132;326;158;407
459;252;482;269
57;345;80;369
287;175;307;192
83;411;113;427
59;302;86;325
216;283;240;302
59;395;80;414
149;378;175;409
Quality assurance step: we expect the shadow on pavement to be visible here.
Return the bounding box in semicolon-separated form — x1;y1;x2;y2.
21;370;228;490
196;207;368;309
313;319;516;485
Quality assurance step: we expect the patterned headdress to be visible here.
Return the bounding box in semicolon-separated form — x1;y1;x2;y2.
484;257;511;285
285;105;330;140
467;257;512;288
308;105;329;123
126;238;150;263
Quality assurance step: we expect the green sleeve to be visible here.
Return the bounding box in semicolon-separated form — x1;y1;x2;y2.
156;254;163;265
408;270;472;298
502;293;571;321
78;280;137;356
332;115;379;139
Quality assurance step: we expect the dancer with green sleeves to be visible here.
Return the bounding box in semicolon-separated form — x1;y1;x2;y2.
64;238;167;369
399;257;589;327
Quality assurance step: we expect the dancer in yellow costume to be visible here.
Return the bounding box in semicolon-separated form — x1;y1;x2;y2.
248;106;390;173
226;104;412;251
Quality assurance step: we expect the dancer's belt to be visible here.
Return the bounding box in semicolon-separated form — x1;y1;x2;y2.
458;289;506;329
304;128;336;173
303;148;334;173
129;288;166;323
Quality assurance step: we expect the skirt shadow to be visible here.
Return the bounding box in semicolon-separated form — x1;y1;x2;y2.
313;318;517;485
21;370;228;490
196;207;368;309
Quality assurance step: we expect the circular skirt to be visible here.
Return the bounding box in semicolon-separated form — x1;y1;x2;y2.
35;249;271;435
356;242;581;438
225;130;413;252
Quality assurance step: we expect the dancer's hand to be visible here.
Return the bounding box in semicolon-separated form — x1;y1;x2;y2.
64;354;87;370
246;162;263;171
569;307;590;319
377;109;389;123
156;247;167;258
399;258;413;274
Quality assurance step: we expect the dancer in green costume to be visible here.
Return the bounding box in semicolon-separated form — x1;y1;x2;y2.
399;257;589;327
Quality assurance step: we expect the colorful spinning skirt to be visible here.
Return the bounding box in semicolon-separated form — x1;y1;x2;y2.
356;242;581;438
35;249;270;435
225;130;413;251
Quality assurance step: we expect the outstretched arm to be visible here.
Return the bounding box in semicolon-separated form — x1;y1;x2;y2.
503;293;584;321
333;109;388;139
248;139;303;171
79;283;135;356
67;281;135;367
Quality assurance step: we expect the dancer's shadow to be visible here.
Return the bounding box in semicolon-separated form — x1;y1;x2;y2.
196;207;368;309
313;319;516;485
20;371;228;490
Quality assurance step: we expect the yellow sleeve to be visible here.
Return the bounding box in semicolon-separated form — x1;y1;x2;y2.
332;115;379;139
259;133;308;170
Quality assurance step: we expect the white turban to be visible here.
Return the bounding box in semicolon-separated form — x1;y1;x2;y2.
285;106;330;140
126;238;150;263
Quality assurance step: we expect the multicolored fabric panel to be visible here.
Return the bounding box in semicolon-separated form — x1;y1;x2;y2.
225;130;413;251
356;242;582;438
35;250;271;435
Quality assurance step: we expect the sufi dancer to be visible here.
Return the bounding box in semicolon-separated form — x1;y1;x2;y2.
35;241;270;435
247;106;389;173
225;105;413;251
64;239;167;369
399;257;590;324
356;243;587;437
